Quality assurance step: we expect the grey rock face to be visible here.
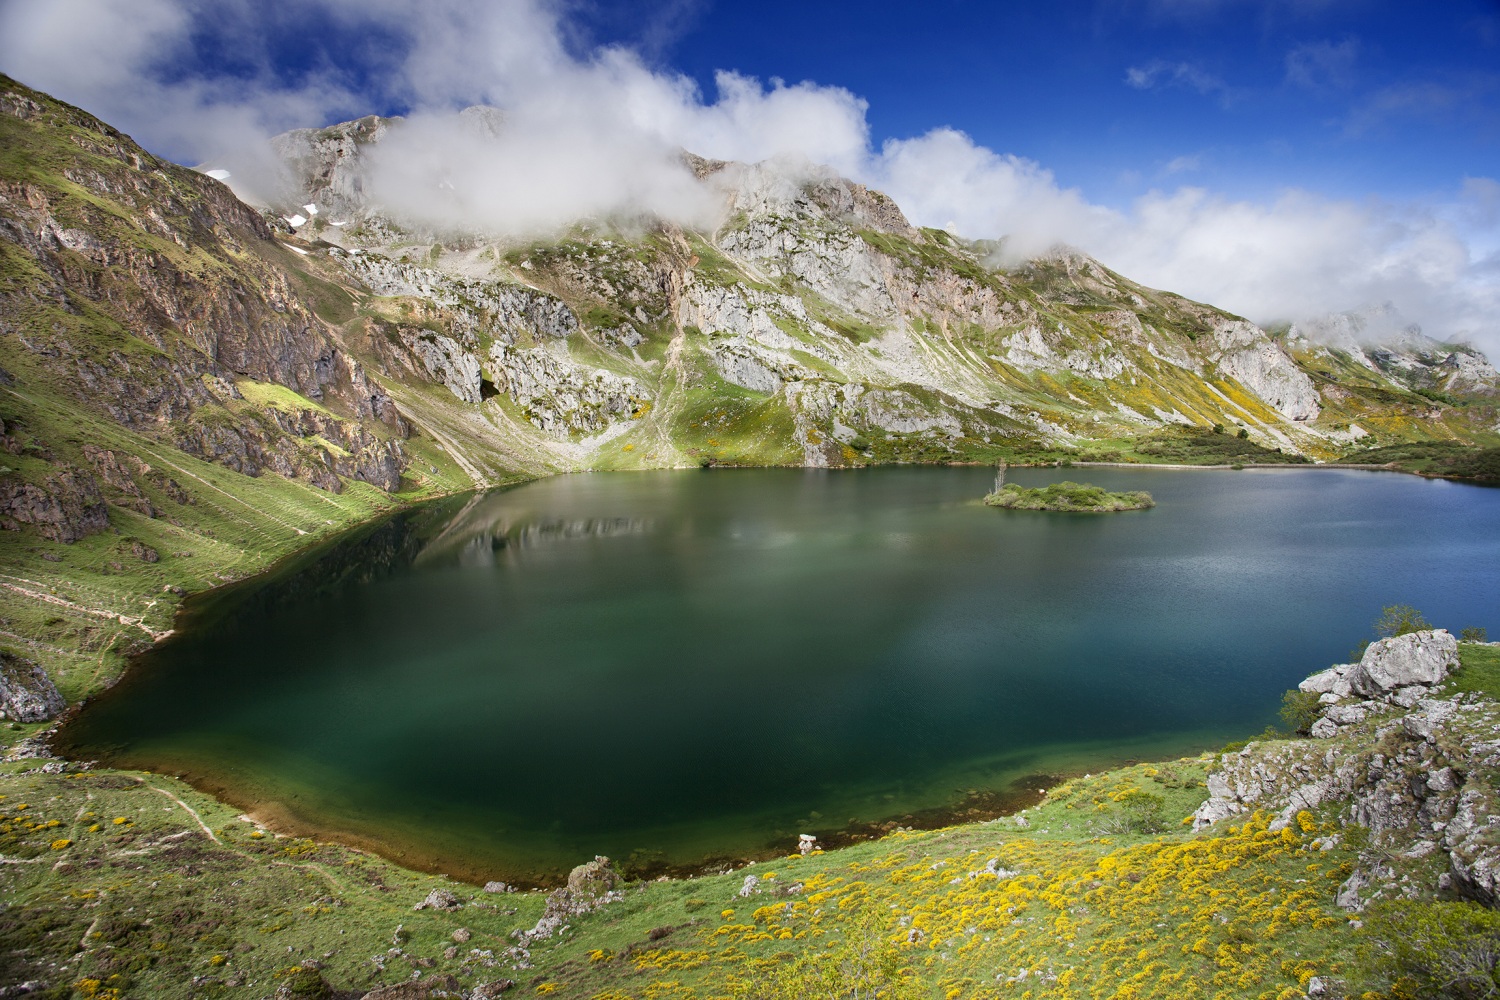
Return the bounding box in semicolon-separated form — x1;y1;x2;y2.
0;652;65;722
1210;320;1320;422
486;344;649;437
400;328;483;404
337;251;578;344
0;466;109;543
1349;629;1459;696
1298;664;1355;697
412;888;461;911
270;114;394;221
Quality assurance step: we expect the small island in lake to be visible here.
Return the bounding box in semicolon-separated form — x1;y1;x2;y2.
985;480;1155;512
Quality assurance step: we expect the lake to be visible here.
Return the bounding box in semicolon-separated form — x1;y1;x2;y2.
58;466;1500;884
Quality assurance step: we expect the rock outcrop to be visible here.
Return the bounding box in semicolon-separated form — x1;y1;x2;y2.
1299;629;1460;729
0;466;109;542
0;652;65;722
507;856;624;965
486;344;649;437
1210;320;1320;422
1193;631;1497;911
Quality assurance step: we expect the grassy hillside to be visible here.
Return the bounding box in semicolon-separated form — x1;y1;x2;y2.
1;747;1355;999
3;75;1500;1000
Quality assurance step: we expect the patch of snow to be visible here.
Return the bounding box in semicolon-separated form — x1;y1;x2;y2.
202;168;231;181
284;214;308;228
281;243;310;256
302;203;319;216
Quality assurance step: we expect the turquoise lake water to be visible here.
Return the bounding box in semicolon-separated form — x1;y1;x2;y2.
59;466;1500;884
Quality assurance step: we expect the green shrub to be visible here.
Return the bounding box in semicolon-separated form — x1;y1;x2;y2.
1280;689;1322;735
1375;604;1433;639
1101;790;1169;835
1461;627;1489;643
983;481;1154;512
1133;425;1308;465
1356;899;1500;999
1337;443;1500;482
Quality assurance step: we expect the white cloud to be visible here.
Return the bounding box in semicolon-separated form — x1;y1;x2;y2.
864;128;1498;354
0;0;1495;354
1284;38;1359;90
1162;154;1202;175
1124;60;1233;100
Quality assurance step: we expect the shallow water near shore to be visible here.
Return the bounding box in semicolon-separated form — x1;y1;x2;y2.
60;466;1500;884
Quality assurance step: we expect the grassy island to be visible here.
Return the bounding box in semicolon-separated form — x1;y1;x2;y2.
985;480;1155;512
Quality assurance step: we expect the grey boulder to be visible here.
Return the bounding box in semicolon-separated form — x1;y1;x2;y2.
1348;629;1459;697
0;652;65;722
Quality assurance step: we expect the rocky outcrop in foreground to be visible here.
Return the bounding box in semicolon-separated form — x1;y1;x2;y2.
1193;630;1500;909
0;651;65;721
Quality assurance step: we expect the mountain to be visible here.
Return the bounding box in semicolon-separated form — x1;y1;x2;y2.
3;74;1495;701
5;74;1496;544
248;105;1498;479
0;74;1497;663
6;76;1500;1000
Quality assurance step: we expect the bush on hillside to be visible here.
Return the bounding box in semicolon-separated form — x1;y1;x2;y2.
1374;605;1433;639
1280;689;1322;735
1356;898;1500;1000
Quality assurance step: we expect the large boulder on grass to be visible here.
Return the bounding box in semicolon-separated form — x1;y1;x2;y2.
1348;630;1459;697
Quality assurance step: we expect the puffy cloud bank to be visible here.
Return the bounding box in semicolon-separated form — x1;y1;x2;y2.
1;0;1495;352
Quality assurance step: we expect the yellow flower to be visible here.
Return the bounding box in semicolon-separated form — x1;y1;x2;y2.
50;839;71;850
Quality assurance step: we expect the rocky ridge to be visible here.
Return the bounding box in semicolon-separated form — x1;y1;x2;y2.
0;651;65;722
256;111;1497;474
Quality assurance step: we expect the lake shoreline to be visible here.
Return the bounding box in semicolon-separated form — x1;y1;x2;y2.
48;464;1500;889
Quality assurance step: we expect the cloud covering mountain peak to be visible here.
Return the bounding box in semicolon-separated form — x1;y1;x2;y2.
0;0;1494;352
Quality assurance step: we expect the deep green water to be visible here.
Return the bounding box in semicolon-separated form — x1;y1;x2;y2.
61;467;1500;883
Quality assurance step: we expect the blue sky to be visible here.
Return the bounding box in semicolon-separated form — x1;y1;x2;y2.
629;0;1500;208
0;0;1496;347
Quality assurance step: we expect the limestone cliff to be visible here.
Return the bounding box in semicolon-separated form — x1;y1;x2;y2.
259;111;1496;474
